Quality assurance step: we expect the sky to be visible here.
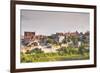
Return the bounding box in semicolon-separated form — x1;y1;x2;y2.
20;10;90;36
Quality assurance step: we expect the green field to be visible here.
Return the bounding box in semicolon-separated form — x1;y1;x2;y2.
21;47;89;63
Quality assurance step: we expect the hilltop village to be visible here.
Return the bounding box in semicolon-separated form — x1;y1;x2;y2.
21;31;89;53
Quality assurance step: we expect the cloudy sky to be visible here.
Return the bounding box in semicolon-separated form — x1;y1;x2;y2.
20;10;90;36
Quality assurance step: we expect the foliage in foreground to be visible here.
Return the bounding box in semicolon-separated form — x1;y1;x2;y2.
21;46;89;63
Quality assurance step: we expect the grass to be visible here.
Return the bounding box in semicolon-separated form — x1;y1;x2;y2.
21;52;89;63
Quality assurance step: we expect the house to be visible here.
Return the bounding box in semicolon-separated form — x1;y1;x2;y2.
24;32;35;41
22;32;35;45
58;35;65;43
51;33;65;43
21;40;43;53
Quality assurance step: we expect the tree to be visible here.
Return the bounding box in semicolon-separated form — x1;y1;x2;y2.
62;38;67;44
46;38;54;44
30;48;44;54
48;36;53;39
57;47;68;55
78;45;85;55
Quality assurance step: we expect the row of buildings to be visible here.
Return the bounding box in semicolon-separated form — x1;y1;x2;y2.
21;31;89;53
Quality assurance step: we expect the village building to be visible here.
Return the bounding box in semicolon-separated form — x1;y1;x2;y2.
21;31;90;53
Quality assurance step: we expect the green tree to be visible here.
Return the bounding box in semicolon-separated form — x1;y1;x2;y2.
46;38;54;44
30;48;44;54
57;47;68;55
78;45;85;55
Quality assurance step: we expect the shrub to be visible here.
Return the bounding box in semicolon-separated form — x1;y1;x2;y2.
30;48;44;54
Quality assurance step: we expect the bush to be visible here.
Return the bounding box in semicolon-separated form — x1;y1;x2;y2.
78;45;85;55
30;48;44;54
